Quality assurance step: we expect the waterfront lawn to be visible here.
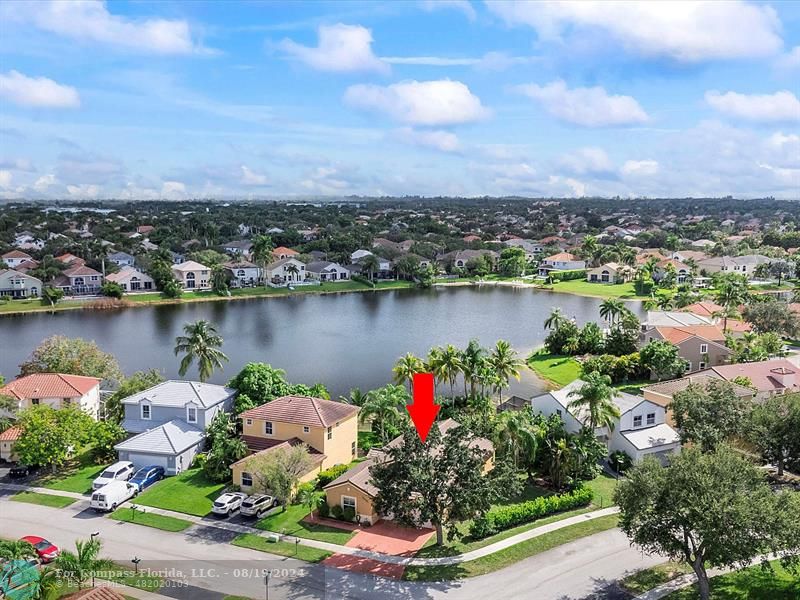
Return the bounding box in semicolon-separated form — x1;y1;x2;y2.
664;560;800;599
111;507;193;532
231;533;332;563
134;469;225;517
527;351;581;388
403;514;620;581
255;503;355;545
10;491;76;508
549;279;646;299
37;448;105;494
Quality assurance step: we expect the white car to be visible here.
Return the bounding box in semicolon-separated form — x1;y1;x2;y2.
90;481;138;512
212;492;247;516
92;461;135;490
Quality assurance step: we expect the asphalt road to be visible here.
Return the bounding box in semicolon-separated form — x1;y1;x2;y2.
0;493;666;600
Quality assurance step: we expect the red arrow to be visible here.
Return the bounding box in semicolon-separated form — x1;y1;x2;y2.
407;373;441;443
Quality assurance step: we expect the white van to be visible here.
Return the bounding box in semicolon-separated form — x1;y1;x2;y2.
90;481;138;512
92;461;134;490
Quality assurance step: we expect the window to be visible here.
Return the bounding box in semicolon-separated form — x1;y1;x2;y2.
699;361;706;370
245;418;252;426
186;406;197;424
241;472;253;487
633;415;643;427
141;404;151;420
265;421;273;435
351;441;356;456
303;426;310;433
700;344;708;354
63;397;71;405
32;399;40;405
685;362;692;372
556;409;562;417
342;496;356;511
646;412;656;425
327;426;332;440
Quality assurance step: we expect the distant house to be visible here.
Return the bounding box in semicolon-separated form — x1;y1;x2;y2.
221;240;254;258
532;380;681;464
2;250;34;269
681;301;724;319
224;260;261;288
0;269;42;298
0;373;102;419
271;246;298;261
104;267;155;292
643;374;754;427
586;262;632;284
538;252;585;276
697;255;770;276
463;234;482;243
53;265;104;295
137;225;155;235
265;257;306;286
108;251;136;267
306;261;350;282
652;259;691;284
695;359;800;401
55;253;85;267
350;249;374;263
14;232;44;250
116;380;236;474
641;325;732;374
172;260;211;290
437;249;498;271
0;426;21;462
671;250;708;263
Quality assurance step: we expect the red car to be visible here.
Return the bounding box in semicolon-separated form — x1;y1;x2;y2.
20;536;59;563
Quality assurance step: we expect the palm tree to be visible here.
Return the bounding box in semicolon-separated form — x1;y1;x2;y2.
360;254;381;283
252;234;274;287
392;353;424;391
359;385;409;444
493;410;538;473
339;388;368;407
599;298;624;325
488;340;523;402
460;339;487;398
714;274;749;333
54;538;114;591
174;320;229;382
285;262;300;283
544;307;567;331
545;436;571;490
567;371;620;433
0;540;36;561
437;344;463;400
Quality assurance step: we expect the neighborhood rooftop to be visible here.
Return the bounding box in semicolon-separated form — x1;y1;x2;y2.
120;380;236;408
239;395;359;427
0;373;100;400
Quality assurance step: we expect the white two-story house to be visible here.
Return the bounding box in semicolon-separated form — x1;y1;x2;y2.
172;260;211;290
538;253;586;276
0;373;102;419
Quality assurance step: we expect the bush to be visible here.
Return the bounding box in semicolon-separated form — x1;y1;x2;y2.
317;501;330;519
331;504;344;520
342;506;356;522
351;274;374;287
582;352;644;383
316;463;351;488
296;481;315;498
191;452;208;469
609;450;633;474
469;486;594;539
549;269;587;282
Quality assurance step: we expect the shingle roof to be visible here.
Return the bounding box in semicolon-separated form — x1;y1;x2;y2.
115;419;204;454
64;265;102;277
681;301;724;317
2;250;32;259
120;380;235;409
643;374;754;398
232;436;326;468
652;325;727;344
707;359;800;393
0;373;101;400
323;457;378;496
240;396;359;428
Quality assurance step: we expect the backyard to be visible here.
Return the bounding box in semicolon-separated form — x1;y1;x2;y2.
133;469;226;516
526;351;581;388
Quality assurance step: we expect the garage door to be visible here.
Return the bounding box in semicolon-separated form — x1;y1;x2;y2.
126;453;169;470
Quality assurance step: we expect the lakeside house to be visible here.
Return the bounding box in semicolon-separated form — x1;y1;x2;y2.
53;265;104;295
0;373;102;419
221;240;254;259
538;252;585;276
172;260;211;290
640;325;732;374
305;261;351;282
697;254;771;276
223;260;261;288
2;250;34;269
586;262;633;284
652;259;691;284
265;257;307;286
272;246;298;261
108;251;136;267
104;266;155;292
0;269;42;298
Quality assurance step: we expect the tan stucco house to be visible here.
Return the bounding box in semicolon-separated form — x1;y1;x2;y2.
231;395;359;493
586;262;633;284
171;260;211;290
641;325;732;374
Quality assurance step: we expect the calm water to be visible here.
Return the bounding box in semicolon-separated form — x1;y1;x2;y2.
0;286;643;399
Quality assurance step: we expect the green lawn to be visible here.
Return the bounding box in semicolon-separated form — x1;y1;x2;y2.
255;503;355;545
664;560;800;599
403;514;620;581
620;561;694;595
584;474;619;509
526;351;582;388
111;507;193;532
37;448;105;494
10;491;76;508
231;533;333;563
548;279;647;299
134;469;226;516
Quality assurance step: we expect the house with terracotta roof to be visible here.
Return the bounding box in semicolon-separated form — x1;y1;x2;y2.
1;250;34;269
586;262;633;284
695;359;800;401
0;373;102;418
271;246;298;260
0;426;21;461
231;396;359;493
643;374;755;426
538;252;585;276
641;325;732;374
681;301;724;319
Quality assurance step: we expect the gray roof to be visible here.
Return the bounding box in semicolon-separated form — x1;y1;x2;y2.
306;261;344;273
121;380;235;408
535;379;646;420
621;423;681;450
115;419;204;455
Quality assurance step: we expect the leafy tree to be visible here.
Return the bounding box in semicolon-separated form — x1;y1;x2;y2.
372;424;512;545
415;263;436;288
639;340;688;381
161;278;183;299
743;301;800;337
465;255;491;277
498;247;526;276
567;371;620;432
204;412;248;482
100;281;124;299
41;286;64;307
670;381;751;452
249;443;313;508
544;319;580;355
747;393;800;476
19;335;122;385
577;322;604;354
54;538;113;591
103;369;164;423
210;264;230;295
493;408;538;477
393;254;420;281
359;384;409;444
615;445;800;600
769;259;793;286
392;353;424;391
174;319;229;382
15;406;92;471
87;420;126;462
228;362;292;412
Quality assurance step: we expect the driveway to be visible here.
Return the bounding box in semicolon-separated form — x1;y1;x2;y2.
323;522;434;579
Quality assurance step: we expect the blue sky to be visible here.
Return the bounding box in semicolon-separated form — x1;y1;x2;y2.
0;0;798;200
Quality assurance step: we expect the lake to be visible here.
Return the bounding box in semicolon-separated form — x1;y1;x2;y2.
0;286;644;399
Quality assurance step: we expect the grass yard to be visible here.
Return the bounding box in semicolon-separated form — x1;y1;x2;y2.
584;473;619;509
404;514;620;581
621;561;694;595
255;503;355;545
111;507;193;532
134;469;226;516
37;448;105;494
548;280;647;299
231;533;333;563
526;351;581;388
10;491;76;508
664;560;800;599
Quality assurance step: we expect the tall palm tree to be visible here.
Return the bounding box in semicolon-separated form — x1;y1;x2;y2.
285;262;300;283
252;234;274;287
544;307;567;331
54;538;114;591
599;299;624;325
567;371;620;433
460;339;487;399
437;344;463;400
493;410;538;472
0;540;36;561
392;353;425;391
174;320;229;382
359;385;409;444
360;254;381;283
339;388;368;407
714;274;749;333
488;340;523;402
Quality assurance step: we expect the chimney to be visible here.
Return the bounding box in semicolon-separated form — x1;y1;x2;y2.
770;367;796;390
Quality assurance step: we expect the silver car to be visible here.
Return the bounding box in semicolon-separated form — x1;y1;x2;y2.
239;494;279;518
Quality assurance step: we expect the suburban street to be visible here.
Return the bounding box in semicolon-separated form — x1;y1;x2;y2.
0;494;665;600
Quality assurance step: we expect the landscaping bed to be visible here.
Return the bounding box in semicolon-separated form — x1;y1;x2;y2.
231;533;332;563
255;504;355;545
134;469;226;517
111;507;193;532
10;491;76;508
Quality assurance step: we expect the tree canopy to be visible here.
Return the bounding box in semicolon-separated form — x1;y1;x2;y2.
19;335;123;385
670;380;751;452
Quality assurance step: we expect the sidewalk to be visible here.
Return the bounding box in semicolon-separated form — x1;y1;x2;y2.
0;482;619;567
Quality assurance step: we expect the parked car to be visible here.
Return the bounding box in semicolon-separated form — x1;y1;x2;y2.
92;461;135;490
239;494;279;518
211;492;247;516
19;536;59;563
8;464;37;478
90;481;138;512
129;466;165;491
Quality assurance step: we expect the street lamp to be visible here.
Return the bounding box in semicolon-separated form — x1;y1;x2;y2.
90;533;100;586
263;569;271;600
131;557;141;575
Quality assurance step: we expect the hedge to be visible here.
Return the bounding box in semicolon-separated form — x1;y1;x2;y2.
549;269;587;282
316;463;351;488
469;486;594;539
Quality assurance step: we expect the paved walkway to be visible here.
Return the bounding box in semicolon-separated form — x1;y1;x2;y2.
1;482;618;567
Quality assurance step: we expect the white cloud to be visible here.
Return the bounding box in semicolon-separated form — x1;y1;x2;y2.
775;46;800;71
240;165;268;186
0;170;12;189
161;181;187;199
33;174;57;192
394;127;461;152
3;1;204;55
705;90;800;123
487;1;782;62
344;79;490;126
278;24;388;74
0;158;34;171
558;147;613;175
66;184;100;198
420;0;477;21
0;70;79;108
621;159;659;177
382;51;539;71
300;166;353;194
514;80;648;127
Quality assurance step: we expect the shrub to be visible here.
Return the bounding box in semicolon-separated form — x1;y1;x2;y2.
609;450;633;474
342;506;356;522
192;452;208;469
549;269;587;282
468;486;594;539
296;481;315;498
317;501;330;519
331;504;344;520
582;352;643;383
316;463;351;488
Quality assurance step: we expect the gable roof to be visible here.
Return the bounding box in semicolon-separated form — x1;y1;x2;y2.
114;419;203;455
266;256;304;270
543;252;578;262
651;325;727;345
120;380;235;408
104;267;151;284
172;260;209;272
704;359;800;394
643;373;754;399
272;246;298;256
64;264;102;277
535;379;647;421
645;311;714;327
240;396;359;428
0;373;101;400
2;250;32;259
324;457;378;496
233;436;326;468
681;301;724;318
